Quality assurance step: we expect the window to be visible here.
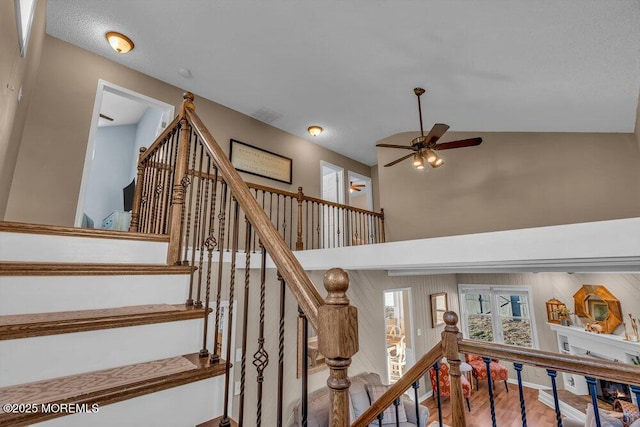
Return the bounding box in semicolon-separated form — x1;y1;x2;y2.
458;285;538;348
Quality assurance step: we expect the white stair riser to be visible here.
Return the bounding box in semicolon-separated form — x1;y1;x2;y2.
0;319;213;387
35;377;224;427
0;232;167;264
0;275;190;315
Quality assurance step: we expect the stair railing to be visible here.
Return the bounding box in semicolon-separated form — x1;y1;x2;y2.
354;311;640;427
130;93;358;426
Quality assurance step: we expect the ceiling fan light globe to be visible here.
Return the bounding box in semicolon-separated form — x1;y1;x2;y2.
413;154;423;167
432;157;445;168
425;149;437;163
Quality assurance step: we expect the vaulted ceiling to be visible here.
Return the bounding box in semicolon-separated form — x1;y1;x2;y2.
46;1;640;166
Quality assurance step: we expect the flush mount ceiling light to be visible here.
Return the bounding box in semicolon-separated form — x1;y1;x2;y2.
307;126;323;137
106;31;134;53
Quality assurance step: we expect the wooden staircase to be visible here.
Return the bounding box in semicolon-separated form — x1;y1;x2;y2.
0;222;228;426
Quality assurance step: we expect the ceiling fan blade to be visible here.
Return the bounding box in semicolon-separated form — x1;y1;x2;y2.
384;152;415;167
435;137;483;151
353;187;362;192
424;123;450;145
376;144;416;150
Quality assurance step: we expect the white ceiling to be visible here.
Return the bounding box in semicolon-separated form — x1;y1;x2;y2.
98;91;147;127
46;1;640;166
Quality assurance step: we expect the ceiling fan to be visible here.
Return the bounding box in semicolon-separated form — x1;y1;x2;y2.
377;88;482;169
350;181;366;192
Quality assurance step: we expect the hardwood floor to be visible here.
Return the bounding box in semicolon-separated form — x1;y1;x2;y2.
421;382;559;426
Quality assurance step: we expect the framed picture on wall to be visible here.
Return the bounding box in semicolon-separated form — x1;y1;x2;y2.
430;293;448;328
230;139;292;184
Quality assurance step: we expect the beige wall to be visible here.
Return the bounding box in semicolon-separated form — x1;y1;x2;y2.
5;35;372;226
636;91;640;149
0;0;46;218
377;131;640;241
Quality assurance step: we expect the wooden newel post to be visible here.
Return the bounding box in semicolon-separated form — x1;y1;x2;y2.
379;208;386;243
166;100;192;264
129;147;147;232
318;268;358;427
442;311;466;427
296;186;304;250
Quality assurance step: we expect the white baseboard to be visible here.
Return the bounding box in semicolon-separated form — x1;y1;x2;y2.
507;378;551;391
538;389;586;423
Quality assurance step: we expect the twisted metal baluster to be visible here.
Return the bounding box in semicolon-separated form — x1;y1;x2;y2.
483;357;497;427
210;182;228;363
190;144;206;307
277;271;286;427
434;361;443;427
585;377;599;427
252;242;269;427
412;381;420;427
299;307;308;427
514;363;528;427
547;369;563;427
219;198;239;427
238;218;252;426
182;128;197;264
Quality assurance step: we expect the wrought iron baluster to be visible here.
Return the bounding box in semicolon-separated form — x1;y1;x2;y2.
514;363;528;427
434;361;443;427
299;307;308;427
189;143;205;305
199;163;218;358
238;218;252;427
393;398;400;427
252;242;269;427
181;128;197;264
218;198;239;427
483;357;497;427
631;385;640;412
412;381;420;427
211;182;228;363
277;271;286;427
547;369;563;427
585;376;599;427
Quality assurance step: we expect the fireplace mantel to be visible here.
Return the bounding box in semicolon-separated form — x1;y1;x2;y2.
549;323;640;396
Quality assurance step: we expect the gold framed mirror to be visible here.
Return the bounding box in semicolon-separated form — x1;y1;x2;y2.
573;285;622;334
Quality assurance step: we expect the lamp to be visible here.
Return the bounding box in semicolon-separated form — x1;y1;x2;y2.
307;126;323;137
429;153;445;168
424;149;437;164
106;32;134;53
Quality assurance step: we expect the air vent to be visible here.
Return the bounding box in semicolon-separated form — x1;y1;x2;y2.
251;107;283;124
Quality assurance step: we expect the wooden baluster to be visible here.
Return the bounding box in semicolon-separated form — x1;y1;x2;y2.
318;268;359;427
514;363;528;427
166;94;194;264
238;218;252;427
129;147;147;232
252;242;269;427
442;312;465;427
380;208;386;242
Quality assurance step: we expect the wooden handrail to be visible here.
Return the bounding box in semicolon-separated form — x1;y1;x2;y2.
184;107;323;328
459;339;640;386
352;342;443;427
138;114;182;164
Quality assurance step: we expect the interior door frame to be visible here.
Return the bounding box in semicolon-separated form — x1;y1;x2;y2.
74;80;174;227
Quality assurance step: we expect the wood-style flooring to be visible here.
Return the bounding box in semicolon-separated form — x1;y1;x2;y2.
421;383;559;426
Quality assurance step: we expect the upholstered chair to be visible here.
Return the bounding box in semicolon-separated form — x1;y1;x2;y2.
428;361;472;411
465;353;509;392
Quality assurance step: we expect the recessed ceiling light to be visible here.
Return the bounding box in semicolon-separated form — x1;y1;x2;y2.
308;126;323;137
105;31;134;53
178;68;192;78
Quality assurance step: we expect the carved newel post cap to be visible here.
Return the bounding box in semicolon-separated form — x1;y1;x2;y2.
324;268;350;305
183;92;195;103
444;311;459;331
139;147;147;153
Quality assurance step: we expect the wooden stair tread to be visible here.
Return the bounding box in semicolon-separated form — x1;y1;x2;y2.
0;353;226;427
0;304;209;340
0;262;194;276
0;220;168;242
197;416;239;427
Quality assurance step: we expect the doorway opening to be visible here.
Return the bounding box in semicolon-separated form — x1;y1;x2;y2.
347;171;372;211
383;288;415;383
320;161;344;247
75;80;174;229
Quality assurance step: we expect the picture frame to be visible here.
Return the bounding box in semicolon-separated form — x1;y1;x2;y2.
430;292;448;328
230;139;292;184
296;316;327;378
